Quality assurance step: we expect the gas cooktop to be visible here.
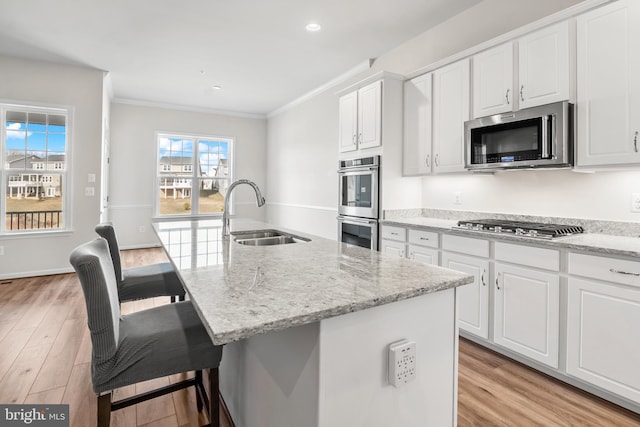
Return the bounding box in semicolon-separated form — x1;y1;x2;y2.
454;219;584;240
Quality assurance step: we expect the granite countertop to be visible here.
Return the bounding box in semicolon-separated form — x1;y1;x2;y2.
381;216;640;258
153;218;473;345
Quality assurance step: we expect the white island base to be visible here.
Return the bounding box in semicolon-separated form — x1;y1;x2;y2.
220;288;458;427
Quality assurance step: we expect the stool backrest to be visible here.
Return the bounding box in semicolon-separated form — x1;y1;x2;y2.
70;238;121;382
95;222;123;282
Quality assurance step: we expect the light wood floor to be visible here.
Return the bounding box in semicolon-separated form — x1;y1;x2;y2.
1;247;639;426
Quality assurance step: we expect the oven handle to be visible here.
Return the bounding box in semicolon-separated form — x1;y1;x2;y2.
337;166;379;173
337;216;377;226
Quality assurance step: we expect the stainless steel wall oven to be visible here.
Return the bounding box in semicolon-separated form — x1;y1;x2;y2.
337;156;380;251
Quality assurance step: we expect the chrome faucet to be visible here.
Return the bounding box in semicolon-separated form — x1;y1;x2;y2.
222;179;266;238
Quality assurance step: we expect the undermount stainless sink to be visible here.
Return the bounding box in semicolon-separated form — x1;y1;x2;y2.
231;229;311;246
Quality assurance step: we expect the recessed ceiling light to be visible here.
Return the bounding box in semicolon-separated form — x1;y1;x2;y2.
200;70;206;76
212;85;222;90
305;22;321;32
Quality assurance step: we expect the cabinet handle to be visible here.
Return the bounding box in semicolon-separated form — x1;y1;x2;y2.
419;237;430;241
400;250;405;258
390;232;398;236
426;155;430;167
434;154;439;167
352;134;357;145
481;269;486;287
609;268;640;277
505;89;510;105
634;131;638;153
358;133;362;144
520;85;524;102
496;272;501;290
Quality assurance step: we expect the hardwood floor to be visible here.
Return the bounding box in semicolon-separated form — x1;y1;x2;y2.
1;246;639;426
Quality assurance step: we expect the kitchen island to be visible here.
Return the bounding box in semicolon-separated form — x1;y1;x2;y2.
153;218;473;427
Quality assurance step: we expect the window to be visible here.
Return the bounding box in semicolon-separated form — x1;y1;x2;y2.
2;105;70;233
156;133;232;217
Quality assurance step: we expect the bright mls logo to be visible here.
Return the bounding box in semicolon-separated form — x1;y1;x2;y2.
0;405;69;426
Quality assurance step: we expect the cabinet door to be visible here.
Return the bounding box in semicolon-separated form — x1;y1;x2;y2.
442;252;489;339
433;59;470;174
518;21;570;109
357;80;382;150
338;91;358;152
567;277;640;403
576;0;640;166
493;262;559;368
408;245;438;266
380;239;405;258
403;74;433;175
472;43;514;118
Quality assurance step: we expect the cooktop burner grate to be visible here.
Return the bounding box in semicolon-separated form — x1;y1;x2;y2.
455;219;584;239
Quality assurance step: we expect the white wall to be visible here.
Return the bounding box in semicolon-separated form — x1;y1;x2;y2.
109;102;267;248
0;56;105;279
266;89;339;240
266;0;640;231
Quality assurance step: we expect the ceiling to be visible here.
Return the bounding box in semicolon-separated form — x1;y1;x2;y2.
0;0;481;116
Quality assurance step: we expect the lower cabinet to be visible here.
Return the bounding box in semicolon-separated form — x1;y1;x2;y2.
567;253;640;403
493;262;560;368
442;252;489;339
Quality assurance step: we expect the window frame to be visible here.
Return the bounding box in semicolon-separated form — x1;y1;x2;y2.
1;103;72;235
154;131;234;219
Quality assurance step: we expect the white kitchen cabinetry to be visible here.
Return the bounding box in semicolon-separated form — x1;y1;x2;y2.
576;0;640;167
441;234;490;339
567;253;640;404
493;242;560;368
403;73;433;175
408;229;438;266
472;21;570;118
472;43;514;118
433;59;470;173
518;21;571;109
380;225;406;258
338;80;382;153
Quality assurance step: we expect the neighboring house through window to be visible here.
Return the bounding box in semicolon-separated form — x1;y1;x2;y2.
2;105;69;232
156;132;232;217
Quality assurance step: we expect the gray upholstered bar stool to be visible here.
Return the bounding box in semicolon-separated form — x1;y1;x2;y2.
70;238;222;427
95;222;186;303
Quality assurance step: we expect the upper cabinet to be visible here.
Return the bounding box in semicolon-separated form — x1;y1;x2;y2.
338;80;382;153
433;58;470;174
403;73;433;175
576;0;640;167
472;21;570;119
472;43;514;118
518;21;571;109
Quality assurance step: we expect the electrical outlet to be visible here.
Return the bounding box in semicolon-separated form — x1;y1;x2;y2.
0;246;4;256
139;226;145;233
632;193;640;213
85;187;95;197
454;191;462;205
388;339;417;387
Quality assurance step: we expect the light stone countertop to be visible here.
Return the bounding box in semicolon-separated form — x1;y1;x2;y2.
153;218;473;345
381;217;640;258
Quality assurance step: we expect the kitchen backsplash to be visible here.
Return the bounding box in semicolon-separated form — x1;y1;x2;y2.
383;208;640;238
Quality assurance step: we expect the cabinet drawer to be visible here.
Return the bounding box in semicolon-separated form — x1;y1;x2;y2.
495;242;559;271
408;229;438;248
442;234;489;258
380;225;406;242
569;253;640;289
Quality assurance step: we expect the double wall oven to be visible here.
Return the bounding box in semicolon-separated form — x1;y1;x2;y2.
337;156;380;250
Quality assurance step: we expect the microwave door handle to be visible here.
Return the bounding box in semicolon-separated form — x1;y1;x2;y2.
541;115;549;159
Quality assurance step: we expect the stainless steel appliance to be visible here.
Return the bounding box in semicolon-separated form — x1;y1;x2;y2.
454;219;584;240
337;215;378;250
337;156;380;250
464;101;574;170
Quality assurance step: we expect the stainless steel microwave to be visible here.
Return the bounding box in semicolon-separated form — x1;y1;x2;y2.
464;101;574;171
